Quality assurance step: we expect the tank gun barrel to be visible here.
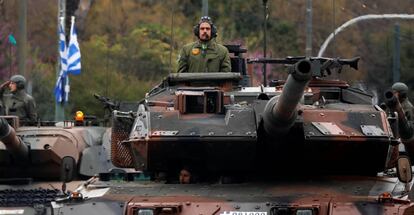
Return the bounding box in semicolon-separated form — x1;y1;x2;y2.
385;90;414;140
263;60;313;135
0;118;28;163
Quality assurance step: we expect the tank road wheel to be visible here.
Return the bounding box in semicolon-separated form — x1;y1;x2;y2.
61;156;77;182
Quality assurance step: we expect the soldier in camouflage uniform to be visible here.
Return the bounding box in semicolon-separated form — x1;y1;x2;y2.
177;16;231;73
0;75;37;124
392;82;414;121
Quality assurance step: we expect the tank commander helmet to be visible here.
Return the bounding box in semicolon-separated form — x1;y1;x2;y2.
10;75;26;90
193;16;217;39
392;82;409;100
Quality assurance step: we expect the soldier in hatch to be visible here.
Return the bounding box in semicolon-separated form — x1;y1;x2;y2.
179;167;192;184
392;82;414;121
177;16;231;73
0;75;37;124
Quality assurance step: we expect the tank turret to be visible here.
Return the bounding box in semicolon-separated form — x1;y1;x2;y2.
109;53;404;177
0;110;115;181
263;59;312;135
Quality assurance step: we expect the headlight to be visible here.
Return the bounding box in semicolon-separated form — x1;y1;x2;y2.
296;209;313;215
136;209;154;215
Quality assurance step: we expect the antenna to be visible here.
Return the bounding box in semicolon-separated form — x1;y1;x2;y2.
392;23;400;83
202;0;208;16
305;0;312;57
17;0;27;77
331;0;336;57
331;0;338;79
104;0;112;97
262;0;268;86
169;1;175;74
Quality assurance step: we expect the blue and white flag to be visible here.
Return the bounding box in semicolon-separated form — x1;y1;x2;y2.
54;18;67;103
67;16;81;75
54;16;81;103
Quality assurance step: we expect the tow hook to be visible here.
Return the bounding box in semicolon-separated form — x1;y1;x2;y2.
378;192;410;204
55;191;84;203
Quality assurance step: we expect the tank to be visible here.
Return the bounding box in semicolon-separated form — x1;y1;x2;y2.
31;45;414;215
0;97;128;211
2;46;414;215
0;115;115;183
0;94;139;185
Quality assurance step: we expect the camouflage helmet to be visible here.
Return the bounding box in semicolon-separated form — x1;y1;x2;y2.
392;82;408;99
10;75;26;90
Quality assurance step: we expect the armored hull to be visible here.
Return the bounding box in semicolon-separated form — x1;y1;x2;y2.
43;175;414;215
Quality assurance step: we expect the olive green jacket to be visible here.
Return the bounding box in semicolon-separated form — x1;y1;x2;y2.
0;88;37;123
401;99;414;121
177;40;231;73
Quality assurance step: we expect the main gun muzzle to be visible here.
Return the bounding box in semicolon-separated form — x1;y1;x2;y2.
263;59;313;135
0;118;29;163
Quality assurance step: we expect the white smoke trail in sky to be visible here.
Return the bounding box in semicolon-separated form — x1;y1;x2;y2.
318;14;414;57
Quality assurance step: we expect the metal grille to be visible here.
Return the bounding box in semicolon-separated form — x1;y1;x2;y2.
0;189;60;207
111;115;134;167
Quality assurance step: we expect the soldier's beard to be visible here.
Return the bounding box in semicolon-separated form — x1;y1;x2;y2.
200;34;211;42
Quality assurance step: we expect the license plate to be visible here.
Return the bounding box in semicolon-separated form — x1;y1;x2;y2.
220;212;267;215
0;210;24;215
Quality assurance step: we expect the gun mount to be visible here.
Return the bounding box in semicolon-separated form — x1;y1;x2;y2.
94;93;119;112
247;56;360;78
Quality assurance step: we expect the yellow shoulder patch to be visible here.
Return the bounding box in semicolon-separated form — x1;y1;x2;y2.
191;48;200;55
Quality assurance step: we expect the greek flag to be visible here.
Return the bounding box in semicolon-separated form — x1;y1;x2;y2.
54;18;68;103
54;16;81;103
67;16;81;75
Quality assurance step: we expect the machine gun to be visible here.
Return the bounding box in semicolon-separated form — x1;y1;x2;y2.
94;94;119;112
247;56;360;78
94;94;120;125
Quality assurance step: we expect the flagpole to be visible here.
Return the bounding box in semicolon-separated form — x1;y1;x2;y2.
8;34;17;76
9;43;12;77
55;0;66;122
17;0;27;77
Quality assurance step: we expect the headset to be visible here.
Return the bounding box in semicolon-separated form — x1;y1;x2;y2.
193;16;217;39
